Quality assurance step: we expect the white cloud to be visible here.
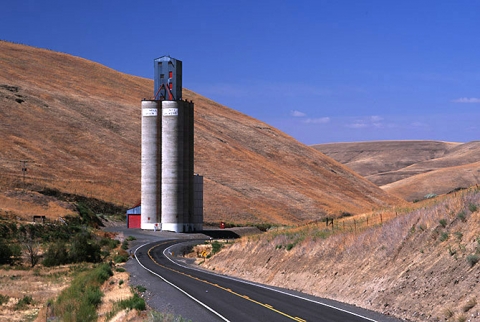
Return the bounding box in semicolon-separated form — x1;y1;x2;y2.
347;122;368;129
451;97;480;103
291;110;306;117
304;117;330;124
346;115;385;129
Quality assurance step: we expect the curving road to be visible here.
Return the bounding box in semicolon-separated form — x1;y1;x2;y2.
133;239;399;322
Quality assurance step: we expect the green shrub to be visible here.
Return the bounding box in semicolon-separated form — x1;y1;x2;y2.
69;234;102;263
439;232;449;242
76;202;103;228
15;295;33;310
114;254;129;263
457;211;466;221
118;293;145;311
286;243;295;251
0;239;13;265
0;222;17;239
85;286;103;306
455;231;463;241
121;240;129;250
469;203;478;213
100;238;120;250
0;240;21;265
0;294;10;305
10;244;22;261
135;285;147;293
115;267;126;273
95;263;114;282
467;254;479;267
126;236;136;241
43;241;69;267
211;241;223;254
439;219;447;228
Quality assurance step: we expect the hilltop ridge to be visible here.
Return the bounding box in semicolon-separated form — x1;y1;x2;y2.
314;140;480;201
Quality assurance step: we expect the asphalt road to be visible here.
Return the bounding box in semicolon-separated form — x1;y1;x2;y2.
133;239;403;322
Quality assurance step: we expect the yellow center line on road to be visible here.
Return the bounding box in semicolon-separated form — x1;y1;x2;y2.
147;243;307;322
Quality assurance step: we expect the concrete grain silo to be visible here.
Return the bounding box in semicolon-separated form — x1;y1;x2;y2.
141;100;161;230
161;100;194;232
140;56;202;232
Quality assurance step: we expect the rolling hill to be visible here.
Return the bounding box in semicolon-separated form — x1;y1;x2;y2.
313;141;480;201
0;41;401;224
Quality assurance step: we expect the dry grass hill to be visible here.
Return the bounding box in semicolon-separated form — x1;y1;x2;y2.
0;41;401;224
313;141;480;202
205;187;480;321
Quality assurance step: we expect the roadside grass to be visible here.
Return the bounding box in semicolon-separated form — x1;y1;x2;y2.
53;263;113;322
105;292;146;321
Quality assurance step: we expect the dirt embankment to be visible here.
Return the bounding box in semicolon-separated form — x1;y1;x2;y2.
203;189;480;322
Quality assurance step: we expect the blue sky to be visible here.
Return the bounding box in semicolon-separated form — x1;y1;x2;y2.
2;0;479;144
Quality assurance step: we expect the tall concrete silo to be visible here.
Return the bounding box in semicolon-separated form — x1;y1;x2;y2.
140;55;202;233
161;100;194;232
141;100;161;230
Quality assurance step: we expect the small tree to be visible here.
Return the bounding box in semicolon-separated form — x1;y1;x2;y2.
23;238;41;268
18;225;41;268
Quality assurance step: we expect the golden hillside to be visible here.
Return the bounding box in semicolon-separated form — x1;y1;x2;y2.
314;140;480;201
0;41;401;224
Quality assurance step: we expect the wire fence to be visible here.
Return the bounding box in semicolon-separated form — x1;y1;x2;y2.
322;184;480;235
